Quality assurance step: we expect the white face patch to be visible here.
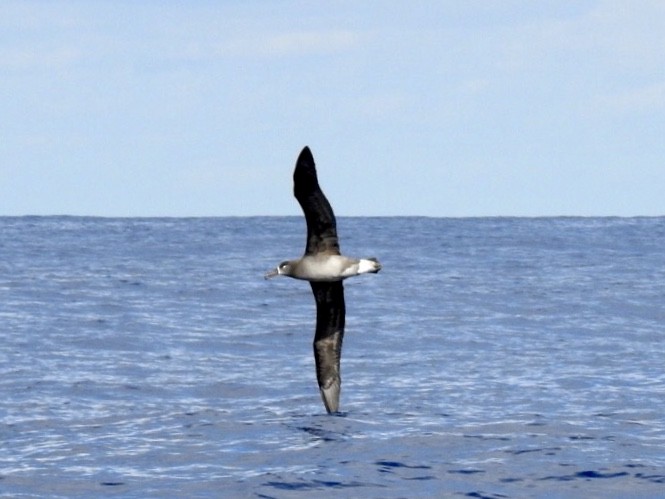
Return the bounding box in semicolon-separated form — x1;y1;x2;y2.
278;261;291;274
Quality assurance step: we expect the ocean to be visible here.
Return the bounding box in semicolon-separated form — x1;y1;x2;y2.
1;216;664;498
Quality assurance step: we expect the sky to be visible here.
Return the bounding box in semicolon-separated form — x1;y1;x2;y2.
1;1;664;217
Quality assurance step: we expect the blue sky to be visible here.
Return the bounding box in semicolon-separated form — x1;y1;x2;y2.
1;1;664;217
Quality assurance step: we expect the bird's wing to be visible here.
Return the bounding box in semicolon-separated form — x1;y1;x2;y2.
310;280;345;414
293;146;340;256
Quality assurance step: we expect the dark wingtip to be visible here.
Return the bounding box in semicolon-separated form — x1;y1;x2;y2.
320;382;340;414
297;146;314;165
294;146;318;189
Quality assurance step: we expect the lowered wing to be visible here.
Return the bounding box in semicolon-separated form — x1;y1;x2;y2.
310;280;345;413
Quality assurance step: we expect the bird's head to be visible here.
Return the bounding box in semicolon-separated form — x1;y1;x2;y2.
264;261;293;279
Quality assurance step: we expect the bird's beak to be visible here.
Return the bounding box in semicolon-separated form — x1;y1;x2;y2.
264;268;279;279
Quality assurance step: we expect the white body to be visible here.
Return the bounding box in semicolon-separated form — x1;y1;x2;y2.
292;255;379;281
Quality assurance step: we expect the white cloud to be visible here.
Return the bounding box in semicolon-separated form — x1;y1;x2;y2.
267;30;359;55
0;1;80;31
218;30;362;58
491;1;665;74
0;46;81;70
356;92;410;119
593;81;665;114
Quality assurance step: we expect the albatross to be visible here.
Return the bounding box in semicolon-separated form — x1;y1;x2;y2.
265;146;381;414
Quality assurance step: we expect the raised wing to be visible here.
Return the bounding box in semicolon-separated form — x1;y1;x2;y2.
293;147;340;256
310;281;345;414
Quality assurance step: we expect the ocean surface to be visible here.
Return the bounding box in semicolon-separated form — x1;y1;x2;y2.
1;216;664;498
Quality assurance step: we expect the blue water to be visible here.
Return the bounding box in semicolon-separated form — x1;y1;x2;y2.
1;216;664;498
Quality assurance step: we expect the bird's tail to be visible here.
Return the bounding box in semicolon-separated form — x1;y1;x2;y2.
358;257;382;274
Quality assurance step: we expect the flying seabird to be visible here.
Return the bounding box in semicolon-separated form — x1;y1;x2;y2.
265;146;381;414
